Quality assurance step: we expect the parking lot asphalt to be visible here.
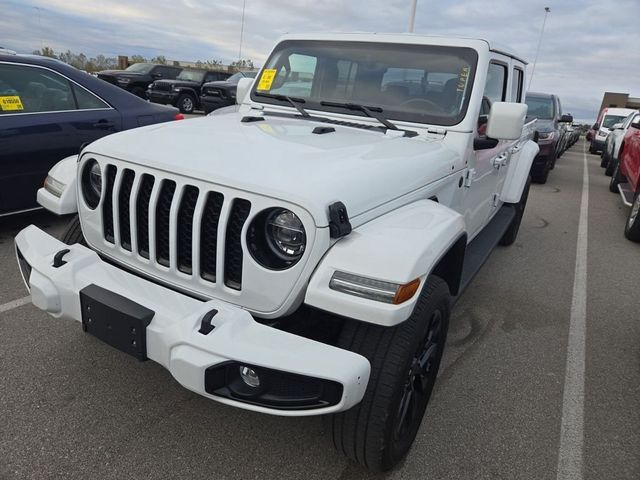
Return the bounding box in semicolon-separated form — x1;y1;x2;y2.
1;140;638;480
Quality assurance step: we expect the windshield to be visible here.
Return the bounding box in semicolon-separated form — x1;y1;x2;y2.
125;63;153;74
602;115;627;129
250;40;478;126
177;70;205;82
525;96;554;120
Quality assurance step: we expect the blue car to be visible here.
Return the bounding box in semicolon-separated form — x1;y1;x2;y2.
0;52;182;216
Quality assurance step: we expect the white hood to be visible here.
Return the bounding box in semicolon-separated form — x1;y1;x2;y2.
85;112;458;226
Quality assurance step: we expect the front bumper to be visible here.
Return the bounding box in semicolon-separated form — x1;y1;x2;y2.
14;225;370;416
147;90;178;105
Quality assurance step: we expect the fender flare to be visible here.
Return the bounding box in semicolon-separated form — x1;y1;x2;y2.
36;155;78;215
305;200;466;327
501;139;539;203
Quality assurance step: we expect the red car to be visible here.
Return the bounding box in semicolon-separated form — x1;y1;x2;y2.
609;118;640;241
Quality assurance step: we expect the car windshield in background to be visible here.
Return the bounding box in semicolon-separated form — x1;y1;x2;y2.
525;96;554;120
602;115;627;129
250;40;478;126
177;70;206;82
125;63;153;74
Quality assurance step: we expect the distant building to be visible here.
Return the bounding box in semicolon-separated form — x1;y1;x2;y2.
599;92;640;114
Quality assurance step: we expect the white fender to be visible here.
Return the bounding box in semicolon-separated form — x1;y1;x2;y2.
305;200;465;327
501;139;539;203
36;155;78;215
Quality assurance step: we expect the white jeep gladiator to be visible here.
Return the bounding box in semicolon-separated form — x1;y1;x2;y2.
15;33;538;471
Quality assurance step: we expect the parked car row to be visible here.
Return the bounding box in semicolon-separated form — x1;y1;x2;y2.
0;52;183;216
595;108;640;242
524;92;573;184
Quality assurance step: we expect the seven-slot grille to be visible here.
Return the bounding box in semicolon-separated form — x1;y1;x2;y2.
100;164;251;290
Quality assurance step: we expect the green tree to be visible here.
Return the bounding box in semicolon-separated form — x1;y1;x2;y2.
32;46;56;58
129;54;146;64
151;55;167;64
230;59;254;71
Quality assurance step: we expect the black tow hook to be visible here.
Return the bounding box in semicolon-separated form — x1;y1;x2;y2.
198;309;218;335
52;249;71;268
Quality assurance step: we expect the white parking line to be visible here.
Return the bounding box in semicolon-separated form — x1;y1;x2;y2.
0;295;32;314
556;141;589;480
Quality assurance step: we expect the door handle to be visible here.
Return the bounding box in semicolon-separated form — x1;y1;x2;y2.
492;152;509;169
93;120;115;129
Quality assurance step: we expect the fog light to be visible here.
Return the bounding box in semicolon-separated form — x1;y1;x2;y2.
239;366;260;388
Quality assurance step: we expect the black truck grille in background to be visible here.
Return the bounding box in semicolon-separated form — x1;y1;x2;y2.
102;165;117;243
224;199;251;290
200;192;224;282
98;164;251;290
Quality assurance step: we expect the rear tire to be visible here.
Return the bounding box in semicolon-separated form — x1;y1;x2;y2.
60;215;86;246
328;276;450;472
624;189;640;242
500;175;531;246
609;162;625;193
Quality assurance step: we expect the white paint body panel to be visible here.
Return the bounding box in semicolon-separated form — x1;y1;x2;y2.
305;201;465;326
36;155;78;215
15;225;370;416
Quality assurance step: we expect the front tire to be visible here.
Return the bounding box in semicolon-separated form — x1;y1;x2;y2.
624;189;640;242
500;175;531;246
177;93;196;114
328;276;450;472
60;215;86;246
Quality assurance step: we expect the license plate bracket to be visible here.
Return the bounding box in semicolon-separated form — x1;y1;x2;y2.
80;284;154;361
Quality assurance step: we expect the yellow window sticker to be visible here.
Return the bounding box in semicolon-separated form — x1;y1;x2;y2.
457;66;470;92
257;69;277;91
0;95;24;111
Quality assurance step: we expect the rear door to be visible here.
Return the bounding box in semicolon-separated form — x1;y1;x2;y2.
0;61;121;214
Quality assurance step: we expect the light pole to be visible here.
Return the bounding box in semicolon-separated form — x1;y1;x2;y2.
238;0;246;63
407;0;417;33
529;6;550;91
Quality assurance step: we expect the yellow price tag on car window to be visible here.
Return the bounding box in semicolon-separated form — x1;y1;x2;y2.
0;95;24;111
257;69;277;91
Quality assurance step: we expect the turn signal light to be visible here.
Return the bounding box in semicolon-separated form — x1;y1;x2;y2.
393;278;421;305
329;271;421;304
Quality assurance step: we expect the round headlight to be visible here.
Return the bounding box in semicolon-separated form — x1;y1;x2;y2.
247;208;306;270
81;159;102;209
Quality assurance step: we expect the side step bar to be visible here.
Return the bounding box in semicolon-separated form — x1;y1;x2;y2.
618;183;634;207
453;204;516;304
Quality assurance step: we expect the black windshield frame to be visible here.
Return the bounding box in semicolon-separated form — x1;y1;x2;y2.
250;40;479;127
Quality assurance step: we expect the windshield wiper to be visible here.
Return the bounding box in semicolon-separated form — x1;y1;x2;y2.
254;92;310;117
319;101;398;131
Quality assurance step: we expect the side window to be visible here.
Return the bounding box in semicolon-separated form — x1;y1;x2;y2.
72;84;109;110
483;62;507;104
204;72;221;83
0;63;76;114
511;68;524;102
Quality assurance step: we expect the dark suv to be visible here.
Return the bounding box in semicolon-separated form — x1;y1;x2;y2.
200;71;257;113
147;69;230;114
525;92;573;184
97;63;182;98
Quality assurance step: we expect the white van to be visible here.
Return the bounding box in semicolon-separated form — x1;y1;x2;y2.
590;107;637;153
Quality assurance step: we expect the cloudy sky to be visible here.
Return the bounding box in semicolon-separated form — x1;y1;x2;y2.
2;0;638;120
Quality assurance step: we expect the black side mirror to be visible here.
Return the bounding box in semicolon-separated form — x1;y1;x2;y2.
473;137;499;150
631;122;640;130
152;73;162;79
560;114;573;123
